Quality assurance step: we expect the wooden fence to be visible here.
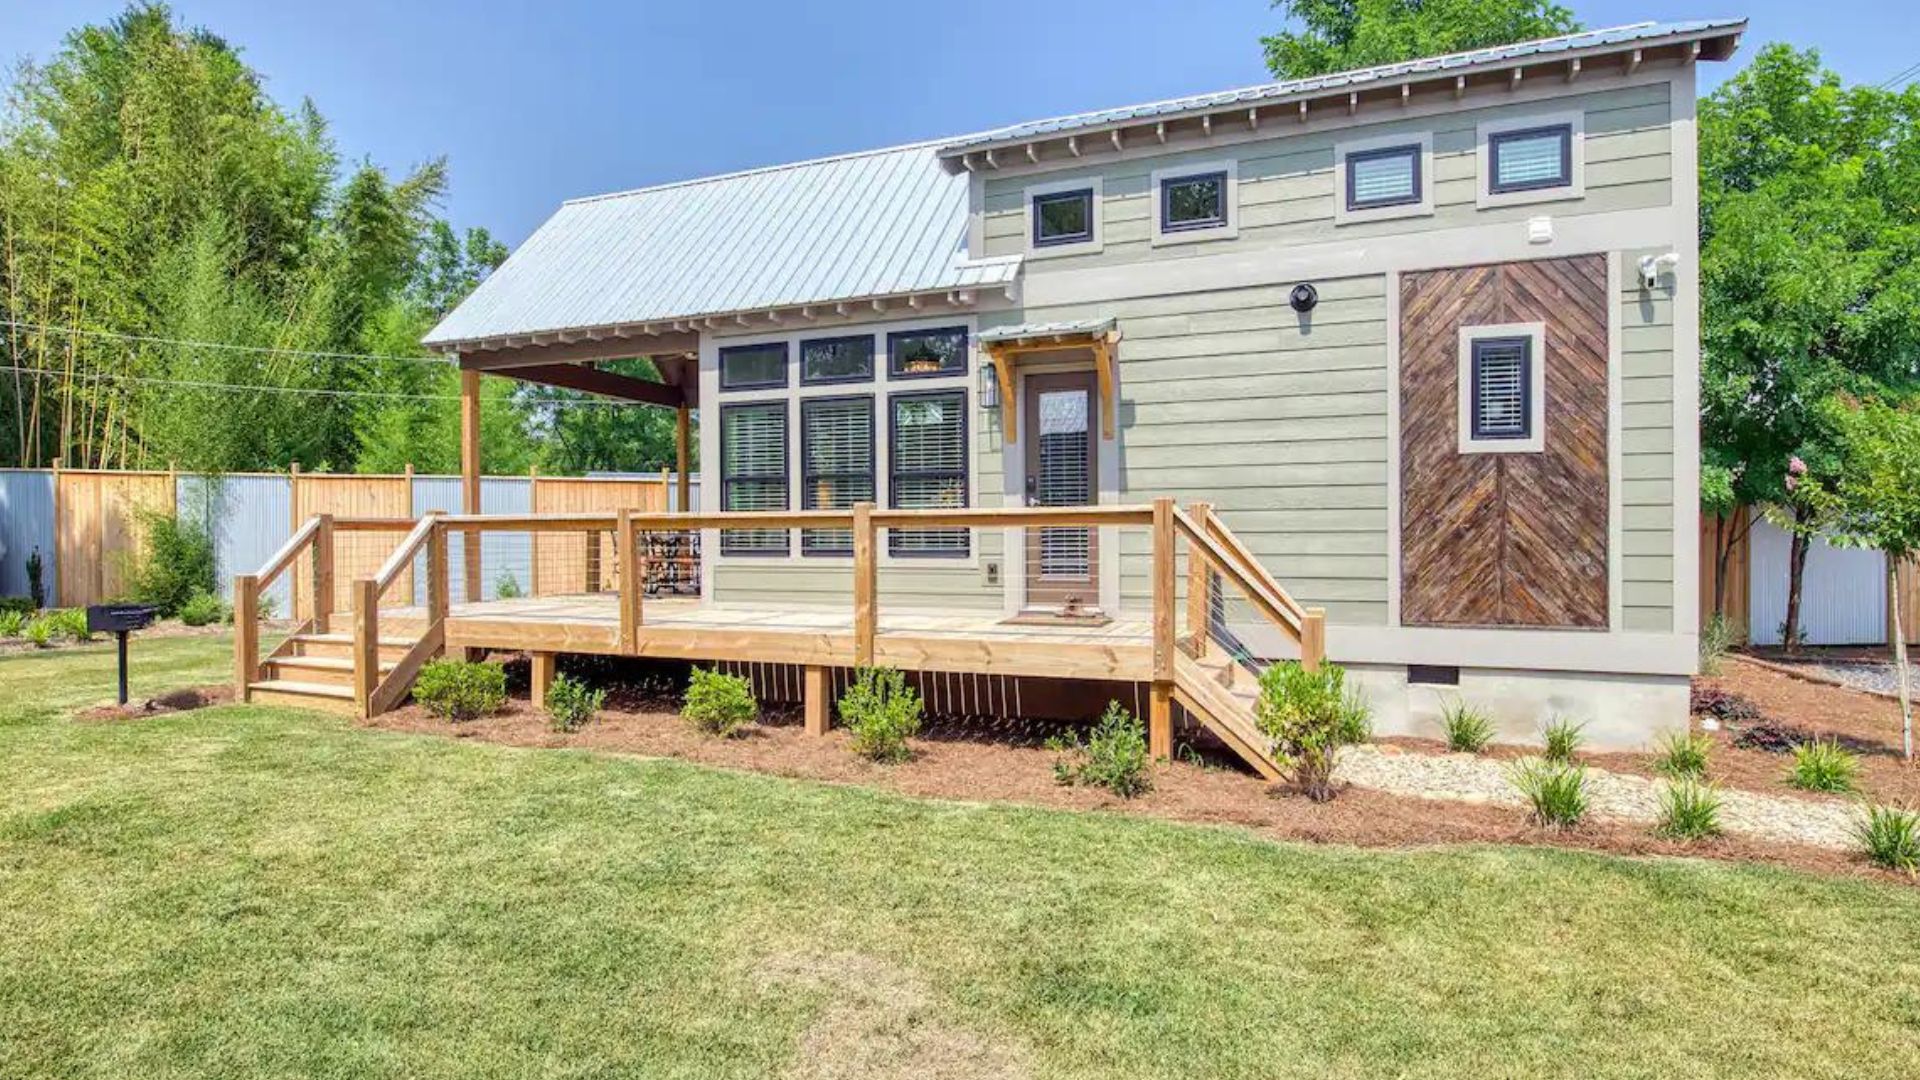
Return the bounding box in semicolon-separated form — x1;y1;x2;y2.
53;465;178;608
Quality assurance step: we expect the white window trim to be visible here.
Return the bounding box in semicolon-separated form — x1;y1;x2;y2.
1149;159;1238;246
1334;131;1433;226
1476;110;1584;209
1024;176;1103;259
1457;322;1546;455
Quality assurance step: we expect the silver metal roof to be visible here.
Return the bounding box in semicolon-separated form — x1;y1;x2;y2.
425;141;1016;350
937;20;1746;157
979;318;1118;344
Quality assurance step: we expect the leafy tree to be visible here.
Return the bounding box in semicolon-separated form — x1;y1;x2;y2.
1699;46;1920;648
521;358;686;476
1261;0;1579;79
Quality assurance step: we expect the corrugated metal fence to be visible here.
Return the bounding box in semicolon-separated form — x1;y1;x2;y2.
1701;508;1920;647
0;466;698;608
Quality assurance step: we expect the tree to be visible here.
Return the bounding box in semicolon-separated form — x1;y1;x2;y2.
1699;46;1920;649
1826;399;1920;760
1261;0;1579;79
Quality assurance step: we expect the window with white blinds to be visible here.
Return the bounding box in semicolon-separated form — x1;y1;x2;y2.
889;390;968;557
1346;144;1421;209
720;402;789;555
800;396;874;555
1489;125;1572;193
1470;337;1532;440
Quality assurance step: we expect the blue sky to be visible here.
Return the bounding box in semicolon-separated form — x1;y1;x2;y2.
3;2;1912;247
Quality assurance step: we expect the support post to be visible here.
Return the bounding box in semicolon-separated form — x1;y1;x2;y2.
853;502;876;667
1186;502;1213;655
527;466;541;597
459;367;482;603
531;651;557;708
1149;682;1173;759
1151;497;1175;682
675;405;692;512
1301;606;1327;672
234;574;259;701
804;665;829;736
427;518;449;626
313;514;335;633
617;508;641;654
352;579;379;718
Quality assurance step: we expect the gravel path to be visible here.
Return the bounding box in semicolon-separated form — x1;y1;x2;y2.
1334;745;1863;850
1791;660;1918;699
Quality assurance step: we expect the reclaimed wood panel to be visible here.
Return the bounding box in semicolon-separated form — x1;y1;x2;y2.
1401;255;1610;628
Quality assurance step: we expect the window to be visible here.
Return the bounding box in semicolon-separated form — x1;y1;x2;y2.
1456;322;1545;454
1160;170;1227;232
889;390;968;557
888;326;967;379
800;397;874;555
800;335;874;384
1488;124;1573;193
720;402;789;554
1346;144;1421;210
1032;188;1094;247
719;342;787;390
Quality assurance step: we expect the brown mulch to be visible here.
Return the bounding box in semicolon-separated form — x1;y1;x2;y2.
362;685;1909;886
76;684;232;722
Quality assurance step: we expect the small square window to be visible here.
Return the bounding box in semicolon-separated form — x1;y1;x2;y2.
1489;124;1573;193
1161;171;1227;232
1470;337;1532;441
719;342;787;390
800;335;874;384
1346;144;1421;210
1032;188;1093;247
888;326;967;379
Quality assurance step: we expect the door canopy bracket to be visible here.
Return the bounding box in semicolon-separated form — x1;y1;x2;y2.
978;318;1121;443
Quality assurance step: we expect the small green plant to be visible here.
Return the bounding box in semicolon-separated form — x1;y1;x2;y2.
1511;758;1589;830
1789;739;1859;794
1655;780;1724;841
23;616;55;648
177;590;227;627
412;660;508;721
1440;699;1494;754
544;673;605;733
26;548;45;609
1541;716;1585;764
127;510;216;616
43;608;91;642
1049;701;1154;798
495;571;524;599
839;666;924;763
0;610;26;637
0;596;32;616
1698;612;1739;676
682;667;757;736
1654;731;1712;780
1254;660;1371;801
1855;804;1920;875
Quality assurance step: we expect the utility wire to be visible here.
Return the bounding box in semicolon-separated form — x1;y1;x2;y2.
1876;59;1920;91
0;364;646;409
0;319;453;366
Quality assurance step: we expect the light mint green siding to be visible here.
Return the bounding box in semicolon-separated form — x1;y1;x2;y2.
1621;246;1677;632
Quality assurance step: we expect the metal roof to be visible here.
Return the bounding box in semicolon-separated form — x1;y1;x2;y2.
978;318;1118;344
425;141;1016;350
936;20;1746;157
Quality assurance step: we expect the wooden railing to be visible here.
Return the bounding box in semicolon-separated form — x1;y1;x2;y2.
232;513;334;692
1172;503;1325;672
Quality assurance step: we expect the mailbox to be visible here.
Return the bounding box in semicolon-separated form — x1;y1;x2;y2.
87;603;159;635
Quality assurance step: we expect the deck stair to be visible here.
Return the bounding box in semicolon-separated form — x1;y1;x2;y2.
1174;651;1282;781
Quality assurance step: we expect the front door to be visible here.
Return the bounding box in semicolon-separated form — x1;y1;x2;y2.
1022;371;1100;614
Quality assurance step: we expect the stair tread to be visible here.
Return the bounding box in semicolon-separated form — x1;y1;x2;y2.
249;679;355;699
291;632;420;648
270;655;397;673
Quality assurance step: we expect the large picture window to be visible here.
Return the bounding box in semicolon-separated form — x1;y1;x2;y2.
800;335;874;384
800;396;874;555
719;342;787;390
887;326;967;378
889;390;968;557
720;402;789;554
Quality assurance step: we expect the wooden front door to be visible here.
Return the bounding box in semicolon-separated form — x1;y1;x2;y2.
1022;371;1100;613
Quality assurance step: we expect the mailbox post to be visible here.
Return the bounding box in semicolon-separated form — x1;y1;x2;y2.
86;604;160;706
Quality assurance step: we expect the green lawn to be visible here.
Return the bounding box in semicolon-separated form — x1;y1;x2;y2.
3;638;1920;1078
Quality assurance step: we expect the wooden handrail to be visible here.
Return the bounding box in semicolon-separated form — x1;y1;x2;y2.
1173;510;1304;638
421;504;1158;533
1200;512;1310;625
253;515;321;588
332;517;421;532
372;515;439;593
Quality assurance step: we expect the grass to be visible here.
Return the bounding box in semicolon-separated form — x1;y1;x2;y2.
5;641;1920;1077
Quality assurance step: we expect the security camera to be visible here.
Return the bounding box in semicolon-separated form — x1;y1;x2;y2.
1638;252;1679;290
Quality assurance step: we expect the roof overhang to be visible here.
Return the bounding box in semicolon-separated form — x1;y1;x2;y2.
980;319;1123;442
935;20;1745;173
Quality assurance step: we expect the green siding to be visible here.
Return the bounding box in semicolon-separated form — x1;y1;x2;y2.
1622;246;1678;633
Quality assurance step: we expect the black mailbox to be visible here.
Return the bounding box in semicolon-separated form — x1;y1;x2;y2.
87;603;159;634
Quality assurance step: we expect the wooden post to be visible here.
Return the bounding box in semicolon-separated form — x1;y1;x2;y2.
804;665;829;736
853;502;876;667
527;466;541;597
531;651;557;708
1150;497;1176;760
1301;606;1327;672
676;404;692;513
1186;502;1213;655
234;574;259;700
352;579;379;718
617;508;641;654
459;368;482;603
48;457;61;608
1149;681;1173;759
312;514;335;633
427;518;449;626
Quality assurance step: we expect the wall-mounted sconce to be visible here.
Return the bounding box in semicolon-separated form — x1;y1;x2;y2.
978;358;1000;410
1289;283;1319;313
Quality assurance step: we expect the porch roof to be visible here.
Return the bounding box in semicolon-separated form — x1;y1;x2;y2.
978;318;1118;346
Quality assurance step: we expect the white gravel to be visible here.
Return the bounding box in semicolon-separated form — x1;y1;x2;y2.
1333;744;1864;850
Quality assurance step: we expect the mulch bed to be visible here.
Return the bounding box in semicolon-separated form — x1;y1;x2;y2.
76;685;232;722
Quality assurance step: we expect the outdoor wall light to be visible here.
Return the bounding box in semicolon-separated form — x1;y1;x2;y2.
1289;283;1319;313
978;358;1000;409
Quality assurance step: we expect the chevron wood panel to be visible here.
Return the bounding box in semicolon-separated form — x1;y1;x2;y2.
1400;255;1609;628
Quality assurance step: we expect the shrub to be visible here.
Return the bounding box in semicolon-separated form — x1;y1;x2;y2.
1254;660;1370;802
682;667;757;736
1541;716;1585;764
26;548;45;609
545;673;605;733
1440;699;1494;753
1856;804;1920;875
1697;612;1739;676
0;596;32;616
1654;731;1712;780
0;610;26;637
127;511;216;617
1511;758;1589;829
1691;685;1763;726
43;608;91;642
839;666;924;763
1050;701;1153;798
178;590;227;627
495;571;524;599
412;660;508;722
1789;739;1858;794
1655;780;1724;841
23;616;55;648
